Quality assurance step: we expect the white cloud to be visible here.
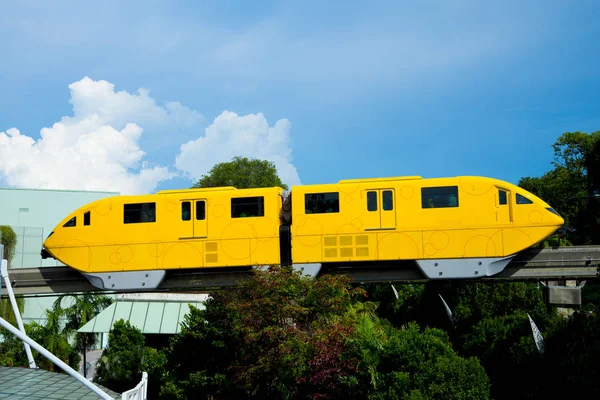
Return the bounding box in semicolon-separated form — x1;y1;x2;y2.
68;77;203;130
0;77;203;194
0;77;301;194
0;122;173;195
175;111;301;187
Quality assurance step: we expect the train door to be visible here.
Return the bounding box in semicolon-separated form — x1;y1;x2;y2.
194;199;207;238
364;189;397;230
495;187;513;223
380;189;396;229
179;200;194;238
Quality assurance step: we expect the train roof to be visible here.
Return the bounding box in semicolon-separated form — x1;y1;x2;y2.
338;176;423;184
156;186;284;195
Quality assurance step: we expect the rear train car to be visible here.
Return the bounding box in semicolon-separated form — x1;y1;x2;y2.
289;176;564;278
42;186;284;289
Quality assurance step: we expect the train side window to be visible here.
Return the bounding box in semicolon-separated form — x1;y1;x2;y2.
124;203;156;224
84;211;91;226
231;196;264;218
499;190;507;205
305;192;339;214
383;190;393;210
421;186;459;208
367;191;377;211
182;202;191;221
516;193;533;204
196;201;206;220
63;217;76;227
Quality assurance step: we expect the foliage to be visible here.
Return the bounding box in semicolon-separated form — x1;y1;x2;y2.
192;156;289;190
52;293;113;375
94;319;166;398
519;130;600;244
540;311;600;398
367;280;565;400
0;322;36;367
582;282;600;312
0;297;25;329
346;319;490;400
0;308;80;372
0;225;17;265
0;225;25;331
162;266;364;399
160;266;492;400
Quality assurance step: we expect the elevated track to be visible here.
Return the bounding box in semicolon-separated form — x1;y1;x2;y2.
2;246;599;297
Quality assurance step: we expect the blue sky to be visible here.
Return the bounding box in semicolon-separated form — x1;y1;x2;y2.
1;0;599;194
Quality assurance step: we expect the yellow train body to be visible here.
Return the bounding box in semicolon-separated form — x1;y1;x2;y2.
290;176;562;263
44;186;284;274
42;175;564;288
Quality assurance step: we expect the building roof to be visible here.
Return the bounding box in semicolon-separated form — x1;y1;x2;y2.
78;300;206;334
0;366;120;399
0;187;119;195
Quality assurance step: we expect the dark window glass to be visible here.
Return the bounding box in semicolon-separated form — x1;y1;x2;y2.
383;190;393;210
231;197;264;218
516;193;533;204
367;191;377;211
196;201;206;220
499;190;507;205
182;202;191;221
63;217;76;227
305;192;340;214
124;203;156;224
421;186;459;208
84;211;90;226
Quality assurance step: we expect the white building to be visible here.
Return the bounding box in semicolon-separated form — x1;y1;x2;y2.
0;187;118;324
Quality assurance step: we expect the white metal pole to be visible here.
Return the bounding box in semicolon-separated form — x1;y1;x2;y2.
0;258;36;368
0;315;115;400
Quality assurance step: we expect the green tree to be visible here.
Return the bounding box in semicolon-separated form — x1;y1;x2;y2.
0;308;80;372
0;225;17;264
192;156;289;190
53;293;113;376
367;280;564;400
0;225;25;334
540;311;600;398
345;317;490;400
162;266;365;399
94;319;166;398
161;266;492;400
519;130;600;244
32;307;81;372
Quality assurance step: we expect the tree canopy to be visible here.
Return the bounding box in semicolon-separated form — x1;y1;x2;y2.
158;266;490;399
94;319;166;398
519;130;600;244
192;156;289;190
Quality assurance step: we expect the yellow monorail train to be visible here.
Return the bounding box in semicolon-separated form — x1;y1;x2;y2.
41;176;564;290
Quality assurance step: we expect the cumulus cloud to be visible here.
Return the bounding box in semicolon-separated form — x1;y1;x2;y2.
175;111;301;187
68;77;203;131
0;122;173;195
0;77;300;194
0;77;204;194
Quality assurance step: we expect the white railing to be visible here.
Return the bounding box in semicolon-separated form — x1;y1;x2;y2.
0;253;36;368
1;246;149;399
121;372;148;400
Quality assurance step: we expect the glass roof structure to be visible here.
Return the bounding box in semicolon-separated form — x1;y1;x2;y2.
0;366;120;399
78;300;205;334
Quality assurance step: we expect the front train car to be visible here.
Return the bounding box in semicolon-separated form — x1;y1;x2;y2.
289;175;564;279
